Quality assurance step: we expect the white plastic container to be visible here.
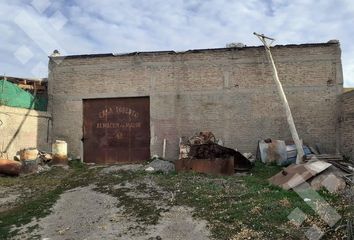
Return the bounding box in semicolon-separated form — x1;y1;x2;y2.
52;140;68;165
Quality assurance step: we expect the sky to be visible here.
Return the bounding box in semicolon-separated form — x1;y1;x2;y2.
0;0;353;87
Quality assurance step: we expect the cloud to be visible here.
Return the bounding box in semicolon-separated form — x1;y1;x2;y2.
0;0;353;86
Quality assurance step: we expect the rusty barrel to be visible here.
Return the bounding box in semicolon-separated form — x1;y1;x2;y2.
19;148;39;174
20;148;39;161
52;140;68;165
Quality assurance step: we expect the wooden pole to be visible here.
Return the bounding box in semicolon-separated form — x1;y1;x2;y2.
254;32;304;164
162;139;167;159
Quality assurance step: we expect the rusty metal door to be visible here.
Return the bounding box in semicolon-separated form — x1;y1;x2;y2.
83;97;150;164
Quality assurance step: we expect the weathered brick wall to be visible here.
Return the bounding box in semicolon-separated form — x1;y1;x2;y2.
341;90;354;160
0;106;51;159
48;43;343;160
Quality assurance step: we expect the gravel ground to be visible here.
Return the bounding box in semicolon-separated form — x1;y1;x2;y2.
12;179;210;240
145;159;175;174
99;164;144;174
0;187;20;213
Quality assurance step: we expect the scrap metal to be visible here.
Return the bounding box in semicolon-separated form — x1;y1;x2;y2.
0;159;21;176
176;132;252;175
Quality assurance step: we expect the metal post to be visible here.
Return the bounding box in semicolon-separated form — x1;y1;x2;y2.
254;32;305;164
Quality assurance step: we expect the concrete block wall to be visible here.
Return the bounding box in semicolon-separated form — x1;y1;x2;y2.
341;90;354;160
48;43;343;160
0;106;51;159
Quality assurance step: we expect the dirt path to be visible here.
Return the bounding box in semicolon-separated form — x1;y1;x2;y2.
2;163;352;239
11;167;211;240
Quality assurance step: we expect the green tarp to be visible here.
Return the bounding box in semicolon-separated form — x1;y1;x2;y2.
0;79;47;111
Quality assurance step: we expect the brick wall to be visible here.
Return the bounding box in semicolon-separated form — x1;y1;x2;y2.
341;90;354;160
48;43;343;160
0;106;51;159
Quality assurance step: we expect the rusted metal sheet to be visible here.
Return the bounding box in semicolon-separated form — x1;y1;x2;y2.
177;132;252;175
0;159;21;176
175;157;234;176
83;97;150;164
189;143;252;171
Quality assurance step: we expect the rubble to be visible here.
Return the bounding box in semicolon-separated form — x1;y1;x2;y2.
326;160;354;173
100;164;143;174
176;132;252;175
37;164;51;173
343;174;354;185
309;166;347;193
0;147;56;177
268;150;354;192
39;151;53;163
242;152;255;163
145;167;155;173
21;160;39;175
145;159;175;174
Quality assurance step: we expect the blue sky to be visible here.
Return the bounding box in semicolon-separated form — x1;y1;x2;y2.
1;0;353;86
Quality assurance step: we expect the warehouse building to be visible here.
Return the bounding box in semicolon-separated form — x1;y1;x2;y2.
48;42;344;163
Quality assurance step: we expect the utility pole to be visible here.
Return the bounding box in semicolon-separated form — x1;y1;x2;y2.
254;32;304;164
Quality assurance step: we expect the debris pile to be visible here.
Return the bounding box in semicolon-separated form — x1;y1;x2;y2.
268;160;332;190
0;147;67;177
145;158;175;174
0;139;69;177
267;144;354;193
176;132;252;175
257;139;312;166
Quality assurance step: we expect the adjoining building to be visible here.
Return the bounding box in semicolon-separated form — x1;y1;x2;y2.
0;76;50;158
48;42;344;164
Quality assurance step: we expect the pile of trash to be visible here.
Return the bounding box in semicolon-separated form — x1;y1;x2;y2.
0;141;69;177
257;138;312;166
261;138;354;193
176;132;252;175
0;149;51;176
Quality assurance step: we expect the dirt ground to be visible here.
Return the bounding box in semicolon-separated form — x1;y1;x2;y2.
12;185;210;240
2;164;211;240
0;162;353;240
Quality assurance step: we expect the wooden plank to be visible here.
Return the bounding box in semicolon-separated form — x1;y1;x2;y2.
18;84;46;91
268;161;332;190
